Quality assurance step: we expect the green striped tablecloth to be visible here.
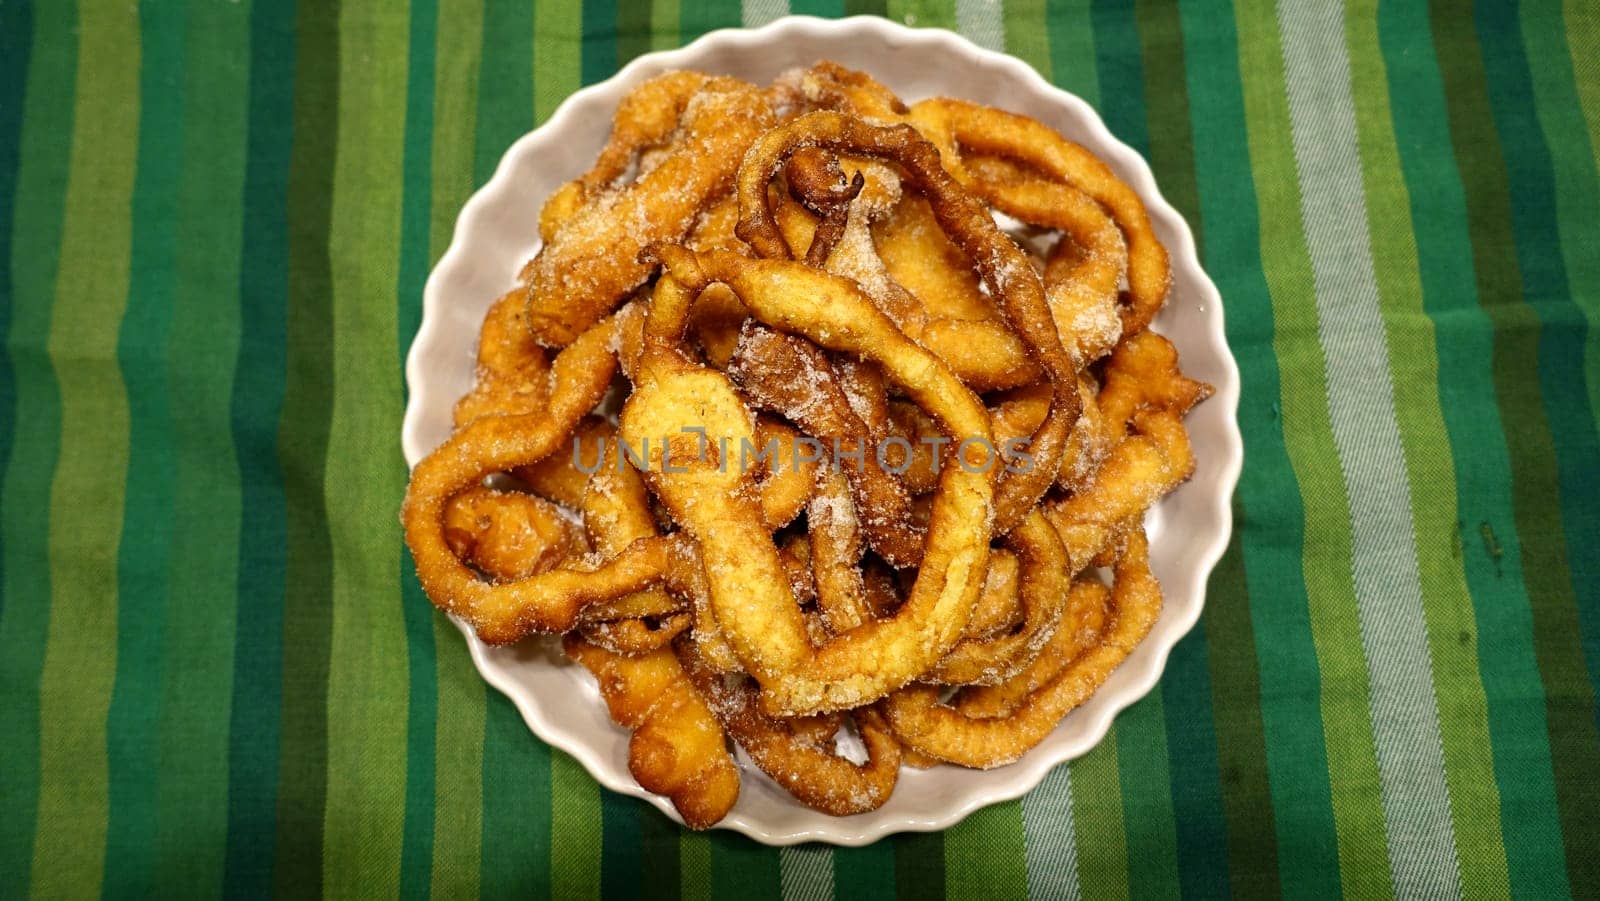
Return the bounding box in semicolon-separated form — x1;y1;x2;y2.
3;0;1597;897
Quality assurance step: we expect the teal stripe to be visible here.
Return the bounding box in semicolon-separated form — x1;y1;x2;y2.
1177;0;1343;892
1475;0;1600;708
155;0;249;896
480;691;551;896
711;833;780;899
1046;0;1099;106
156;2;250;893
680;0;740;40
473;2;550;896
223;0;295;892
584;0;619;86
1523;0;1600;439
743;0;790;28
103;0;184;891
398;0;440;897
1430;3;1600;893
0;0;71;891
1378;1;1570;893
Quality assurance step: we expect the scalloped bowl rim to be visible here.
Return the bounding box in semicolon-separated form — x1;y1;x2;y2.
402;15;1242;846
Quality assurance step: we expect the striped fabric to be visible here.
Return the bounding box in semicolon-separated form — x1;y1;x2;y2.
1;0;1597;896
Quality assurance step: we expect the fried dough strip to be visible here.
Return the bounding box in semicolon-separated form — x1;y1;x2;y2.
405;317;697;642
882;530;1160;768
924;509;1071;686
726;322;922;567
453;288;552;426
629;259;993;716
954;579;1110;718
963;154;1126;366
565;636;740;829
523;78;774;345
442;485;583;581
734;112;1080;536
680;643;902;816
907;97;1171;336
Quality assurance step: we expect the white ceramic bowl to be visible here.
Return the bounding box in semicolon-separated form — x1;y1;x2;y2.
402;15;1242;845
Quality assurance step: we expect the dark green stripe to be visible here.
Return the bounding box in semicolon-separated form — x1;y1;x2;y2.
599;792;645;899
1200;533;1281;897
710;833;780;899
1475;0;1600;703
0;0;31;626
473;2;550;896
893;832;945;901
638;804;681;901
617;0;653;66
1130;2;1230;895
1429;3;1600;894
584;0;619;86
834;840;895;901
223;0;296;893
0;0;69;892
273;0;341;894
844;0;887;18
104;0;185;892
1378;1;1569;893
399;1;440;898
1178;0;1343;892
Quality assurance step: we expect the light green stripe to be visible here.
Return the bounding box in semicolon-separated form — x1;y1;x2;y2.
1345;0;1511;892
552;751;603;899
428;1;488;893
157;1;249;892
1001;0;1052;82
322;1;413;895
1070;730;1128;901
29;1;139;895
430;0;485;261
946;801;1027;899
682;831;713;899
536;0;582;123
652;0;680;51
1234;0;1393;895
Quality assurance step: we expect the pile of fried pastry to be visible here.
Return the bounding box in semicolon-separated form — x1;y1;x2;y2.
402;62;1210;828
